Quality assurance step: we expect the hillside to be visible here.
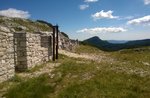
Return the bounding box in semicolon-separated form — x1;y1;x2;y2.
83;36;150;51
0;16;52;32
1;44;150;98
0;16;150;98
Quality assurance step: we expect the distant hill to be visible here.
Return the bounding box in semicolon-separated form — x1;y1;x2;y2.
83;36;109;47
83;36;150;51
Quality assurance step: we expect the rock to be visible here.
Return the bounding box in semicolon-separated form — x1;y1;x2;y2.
0;26;10;32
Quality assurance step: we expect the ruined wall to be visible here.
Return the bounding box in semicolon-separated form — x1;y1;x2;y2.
59;33;78;51
0;31;53;82
14;32;52;71
0;31;14;83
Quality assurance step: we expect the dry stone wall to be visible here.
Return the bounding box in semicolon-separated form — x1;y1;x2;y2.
59;33;78;51
0;30;78;83
0;31;53;83
14;32;53;71
0;31;14;83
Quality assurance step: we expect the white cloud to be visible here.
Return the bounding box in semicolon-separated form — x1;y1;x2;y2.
144;0;150;5
79;4;89;10
127;15;150;25
0;8;30;19
91;10;119;20
77;27;127;34
84;0;98;3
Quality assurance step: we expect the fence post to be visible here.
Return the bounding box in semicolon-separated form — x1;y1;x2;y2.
56;25;59;59
52;26;55;61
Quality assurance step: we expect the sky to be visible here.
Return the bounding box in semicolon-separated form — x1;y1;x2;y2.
0;0;150;41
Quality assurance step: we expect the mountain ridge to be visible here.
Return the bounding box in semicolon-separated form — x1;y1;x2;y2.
83;36;150;51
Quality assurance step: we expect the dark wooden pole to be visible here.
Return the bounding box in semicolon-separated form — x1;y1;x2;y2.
52;26;55;61
56;25;59;59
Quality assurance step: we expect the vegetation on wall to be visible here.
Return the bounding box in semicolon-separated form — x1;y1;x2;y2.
36;20;53;28
0;16;52;32
61;32;69;38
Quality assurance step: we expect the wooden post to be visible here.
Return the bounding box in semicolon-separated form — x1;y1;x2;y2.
52;26;55;61
56;25;59;59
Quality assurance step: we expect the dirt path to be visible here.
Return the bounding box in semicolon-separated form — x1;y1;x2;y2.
59;50;94;59
59;49;114;63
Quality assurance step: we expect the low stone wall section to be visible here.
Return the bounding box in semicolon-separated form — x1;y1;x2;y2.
59;33;78;51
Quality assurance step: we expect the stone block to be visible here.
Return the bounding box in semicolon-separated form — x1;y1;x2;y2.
0;52;5;57
17;57;27;61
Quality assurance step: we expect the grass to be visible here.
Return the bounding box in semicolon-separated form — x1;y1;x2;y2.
54;53;150;98
74;44;104;54
5;74;54;98
3;45;150;98
110;47;150;71
59;72;150;98
27;63;48;73
13;18;52;32
0;16;52;32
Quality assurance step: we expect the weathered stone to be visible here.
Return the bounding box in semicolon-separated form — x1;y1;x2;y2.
14;32;53;71
0;32;14;83
0;30;78;83
0;26;10;32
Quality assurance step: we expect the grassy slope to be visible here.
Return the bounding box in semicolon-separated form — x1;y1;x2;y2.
0;16;52;32
1;45;150;98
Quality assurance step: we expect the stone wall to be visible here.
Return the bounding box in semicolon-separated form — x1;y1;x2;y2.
0;31;14;83
14;32;53;71
59;33;78;51
0;30;78;83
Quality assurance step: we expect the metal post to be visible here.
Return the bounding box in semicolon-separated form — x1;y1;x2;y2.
56;25;59;59
52;26;55;61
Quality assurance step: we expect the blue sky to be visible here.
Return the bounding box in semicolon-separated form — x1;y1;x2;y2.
0;0;150;40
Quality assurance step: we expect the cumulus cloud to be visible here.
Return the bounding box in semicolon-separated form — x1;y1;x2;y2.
77;27;127;34
84;0;98;3
127;15;150;25
91;10;119;20
79;4;89;10
0;8;30;19
144;0;150;5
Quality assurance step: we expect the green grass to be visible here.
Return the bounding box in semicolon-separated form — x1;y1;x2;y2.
59;72;150;98
74;44;104;54
13;18;52;32
54;54;150;98
3;45;150;98
6;74;54;98
27;63;47;73
110;47;150;71
0;16;52;32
